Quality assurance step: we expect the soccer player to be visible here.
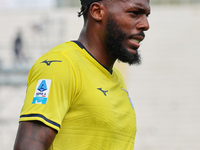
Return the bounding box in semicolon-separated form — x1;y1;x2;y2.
14;0;150;149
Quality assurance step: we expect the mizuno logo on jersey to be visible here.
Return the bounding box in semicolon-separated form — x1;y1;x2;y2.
97;88;108;96
41;60;62;66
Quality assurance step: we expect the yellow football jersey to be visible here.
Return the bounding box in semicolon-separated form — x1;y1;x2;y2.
19;41;137;150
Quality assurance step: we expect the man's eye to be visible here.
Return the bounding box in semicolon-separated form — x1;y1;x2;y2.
146;13;150;18
130;11;139;15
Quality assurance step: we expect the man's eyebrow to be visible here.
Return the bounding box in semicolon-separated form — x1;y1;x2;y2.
132;6;151;14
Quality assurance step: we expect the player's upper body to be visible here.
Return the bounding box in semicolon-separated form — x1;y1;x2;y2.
14;0;150;149
18;41;137;149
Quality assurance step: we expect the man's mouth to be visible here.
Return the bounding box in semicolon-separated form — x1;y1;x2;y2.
130;38;142;49
129;32;145;46
131;39;140;44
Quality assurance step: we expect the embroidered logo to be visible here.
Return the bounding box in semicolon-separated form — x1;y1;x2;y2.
41;60;62;66
122;88;134;109
97;88;108;96
32;79;51;104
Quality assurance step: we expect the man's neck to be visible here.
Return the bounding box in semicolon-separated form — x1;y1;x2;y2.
78;28;116;72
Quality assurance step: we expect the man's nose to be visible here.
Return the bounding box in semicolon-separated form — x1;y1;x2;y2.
137;15;150;31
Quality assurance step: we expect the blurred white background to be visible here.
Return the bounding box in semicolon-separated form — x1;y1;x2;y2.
0;0;55;9
0;0;200;150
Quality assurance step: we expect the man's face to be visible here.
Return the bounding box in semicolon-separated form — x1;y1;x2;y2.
104;0;150;65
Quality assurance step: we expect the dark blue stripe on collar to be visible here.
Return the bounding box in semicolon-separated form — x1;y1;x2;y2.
72;40;113;74
73;40;85;49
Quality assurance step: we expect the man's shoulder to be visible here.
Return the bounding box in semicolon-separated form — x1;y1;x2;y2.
49;41;81;53
32;41;85;71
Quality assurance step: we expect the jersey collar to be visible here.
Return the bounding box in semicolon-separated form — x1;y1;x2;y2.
72;40;113;74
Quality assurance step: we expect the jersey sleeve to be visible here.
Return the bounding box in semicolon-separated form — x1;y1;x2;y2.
19;51;79;132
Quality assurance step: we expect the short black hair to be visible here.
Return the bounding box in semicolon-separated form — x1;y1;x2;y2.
78;4;90;17
78;0;103;18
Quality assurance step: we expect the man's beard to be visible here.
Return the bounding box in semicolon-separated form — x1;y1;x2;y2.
104;16;142;65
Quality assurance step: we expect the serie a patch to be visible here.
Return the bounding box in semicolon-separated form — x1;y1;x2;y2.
32;79;51;104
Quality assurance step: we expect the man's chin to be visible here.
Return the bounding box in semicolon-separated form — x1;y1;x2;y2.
117;51;141;65
127;48;138;55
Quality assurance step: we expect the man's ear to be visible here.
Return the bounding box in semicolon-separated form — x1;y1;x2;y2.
89;2;105;21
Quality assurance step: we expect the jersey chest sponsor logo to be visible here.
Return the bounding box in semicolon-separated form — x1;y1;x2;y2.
41;59;62;66
32;79;51;104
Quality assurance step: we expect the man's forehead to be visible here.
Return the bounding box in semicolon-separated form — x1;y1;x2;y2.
114;0;150;6
81;0;150;5
109;0;150;12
